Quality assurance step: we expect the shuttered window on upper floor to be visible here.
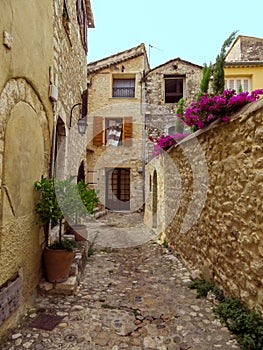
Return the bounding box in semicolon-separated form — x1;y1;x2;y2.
93;117;133;146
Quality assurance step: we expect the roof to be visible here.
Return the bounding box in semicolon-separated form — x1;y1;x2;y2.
87;43;149;73
225;35;263;63
146;57;203;75
224;61;263;68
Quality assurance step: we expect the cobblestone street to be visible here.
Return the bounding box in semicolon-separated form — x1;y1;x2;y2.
1;212;240;350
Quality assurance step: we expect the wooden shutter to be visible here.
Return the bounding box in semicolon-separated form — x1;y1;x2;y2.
76;0;83;25
123;117;133;146
93;117;103;146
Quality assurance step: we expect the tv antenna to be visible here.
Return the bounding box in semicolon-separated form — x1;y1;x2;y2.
148;44;162;65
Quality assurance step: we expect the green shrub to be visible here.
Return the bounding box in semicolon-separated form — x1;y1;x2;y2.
189;278;263;350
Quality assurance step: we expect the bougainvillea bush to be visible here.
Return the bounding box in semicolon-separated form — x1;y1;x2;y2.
178;89;263;131
149;89;263;157
149;133;189;158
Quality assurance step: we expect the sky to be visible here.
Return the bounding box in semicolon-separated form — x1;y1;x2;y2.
87;0;263;69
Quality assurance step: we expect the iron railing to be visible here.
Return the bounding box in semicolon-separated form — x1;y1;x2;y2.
112;87;135;98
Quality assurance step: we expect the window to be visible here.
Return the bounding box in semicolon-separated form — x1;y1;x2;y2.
164;75;185;103
93;116;133;146
112;78;135;98
105;118;123;146
225;78;251;92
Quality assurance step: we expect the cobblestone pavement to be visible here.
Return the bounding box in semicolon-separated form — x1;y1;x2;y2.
1;211;240;350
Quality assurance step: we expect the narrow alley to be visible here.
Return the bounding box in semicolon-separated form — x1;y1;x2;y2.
1;212;240;350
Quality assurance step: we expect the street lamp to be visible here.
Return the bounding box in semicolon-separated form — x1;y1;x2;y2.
69;102;88;135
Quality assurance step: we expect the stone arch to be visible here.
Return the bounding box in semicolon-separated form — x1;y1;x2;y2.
0;78;50;186
0;78;51;294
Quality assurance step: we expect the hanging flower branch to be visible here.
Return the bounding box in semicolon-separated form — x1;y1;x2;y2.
149;133;189;158
178;89;263;131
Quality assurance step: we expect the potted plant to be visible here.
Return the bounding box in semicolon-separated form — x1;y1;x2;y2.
34;177;77;283
64;178;99;241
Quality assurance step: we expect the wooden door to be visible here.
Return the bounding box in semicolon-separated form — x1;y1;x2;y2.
106;168;130;211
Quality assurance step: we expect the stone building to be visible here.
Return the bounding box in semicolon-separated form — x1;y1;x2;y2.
224;35;263;91
144;58;203;160
86;44;149;211
0;0;94;337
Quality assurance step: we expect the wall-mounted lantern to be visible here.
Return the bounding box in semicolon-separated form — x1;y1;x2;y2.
69;90;88;135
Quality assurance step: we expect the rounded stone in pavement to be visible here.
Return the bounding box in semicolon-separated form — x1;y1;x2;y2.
0;212;240;349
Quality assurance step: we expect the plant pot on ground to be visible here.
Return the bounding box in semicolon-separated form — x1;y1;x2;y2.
43;236;77;283
34;177;77;283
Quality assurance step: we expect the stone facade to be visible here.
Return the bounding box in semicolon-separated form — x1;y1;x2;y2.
144;58;203;160
87;44;149;211
0;0;94;338
145;98;263;311
225;35;263;91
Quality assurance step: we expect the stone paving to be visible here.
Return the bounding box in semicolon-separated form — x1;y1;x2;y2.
0;211;240;350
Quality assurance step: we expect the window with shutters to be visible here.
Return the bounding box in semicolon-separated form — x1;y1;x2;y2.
112;77;135;98
93;117;132;147
76;0;88;54
164;75;185;103
225;78;251;92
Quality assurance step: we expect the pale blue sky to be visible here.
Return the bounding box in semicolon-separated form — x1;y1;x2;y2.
87;0;262;68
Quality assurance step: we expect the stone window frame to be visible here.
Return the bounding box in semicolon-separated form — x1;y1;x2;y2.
163;74;186;103
111;73;136;99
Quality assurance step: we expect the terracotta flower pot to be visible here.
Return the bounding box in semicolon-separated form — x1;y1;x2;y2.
43;247;74;283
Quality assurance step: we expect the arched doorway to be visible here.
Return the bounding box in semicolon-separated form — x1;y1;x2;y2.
77;160;85;182
106;167;130;211
54;117;66;178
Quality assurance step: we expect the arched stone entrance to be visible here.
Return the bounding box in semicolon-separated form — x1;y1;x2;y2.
77;160;85;182
54;116;66;179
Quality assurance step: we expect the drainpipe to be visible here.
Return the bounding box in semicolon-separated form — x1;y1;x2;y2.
140;70;147;205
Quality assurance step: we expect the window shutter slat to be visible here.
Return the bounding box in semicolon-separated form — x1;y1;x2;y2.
123;117;133;146
93;117;103;146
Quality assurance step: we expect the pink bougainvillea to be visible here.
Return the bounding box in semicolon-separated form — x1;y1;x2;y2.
149;89;263;158
178;89;263;131
150;133;188;158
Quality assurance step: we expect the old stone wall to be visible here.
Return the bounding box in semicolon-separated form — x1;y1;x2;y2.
145;98;263;310
52;0;89;177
